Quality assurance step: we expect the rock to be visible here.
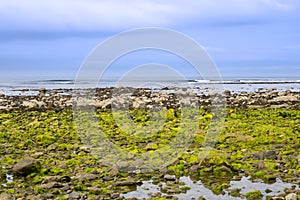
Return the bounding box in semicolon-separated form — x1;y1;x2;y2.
39;88;47;93
113;178;142;186
88;186;102;195
13;157;41;176
164;174;176;181
0;194;13;200
285;193;297;200
265;175;277;183
22;100;36;108
265;188;272;194
41;193;54;199
94;195;106;200
31;152;44;158
166;186;181;194
61;184;71;193
145;143;158;151
257;160;265;170
109;167;119;176
75;173;97;182
217;166;232;174
270;96;298;103
39;182;63;189
67;192;81;200
189;165;199;173
228;188;242;197
264;150;277;160
272;197;285;200
115;161;130;170
110;193;120;199
245;190;263;200
42;176;70;184
102;176;113;181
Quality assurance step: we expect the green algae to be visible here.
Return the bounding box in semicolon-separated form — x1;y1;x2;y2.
0;107;299;199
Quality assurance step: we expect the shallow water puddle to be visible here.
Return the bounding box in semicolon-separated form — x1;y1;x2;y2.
229;176;297;199
1;174;13;187
121;176;298;200
6;174;13;183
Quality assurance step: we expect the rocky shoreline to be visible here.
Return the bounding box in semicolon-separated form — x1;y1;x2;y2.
0;87;299;111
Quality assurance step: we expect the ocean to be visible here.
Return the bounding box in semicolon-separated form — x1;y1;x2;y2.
0;75;299;96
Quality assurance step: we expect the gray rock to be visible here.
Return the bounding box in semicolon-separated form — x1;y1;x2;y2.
13;157;41;176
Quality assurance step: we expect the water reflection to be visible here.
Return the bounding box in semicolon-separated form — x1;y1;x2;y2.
121;176;298;200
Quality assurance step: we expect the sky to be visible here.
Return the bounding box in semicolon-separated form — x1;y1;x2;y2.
0;0;300;80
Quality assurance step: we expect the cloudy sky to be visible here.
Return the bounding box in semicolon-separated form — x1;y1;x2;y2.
0;0;300;80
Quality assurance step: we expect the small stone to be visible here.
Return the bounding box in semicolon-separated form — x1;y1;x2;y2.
13;157;41;176
115;161;130;170
110;193;120;198
189;165;199;173
67;192;81;200
102;176;113;181
31;152;44;158
109;168;119;176
39;182;62;189
164;174;176;181
41;193;54;199
241;149;247;153
167;186;181;194
61;184;71;193
113;178;142;186
264;150;277;160
228;188;242;197
42;176;61;183
285;193;297;200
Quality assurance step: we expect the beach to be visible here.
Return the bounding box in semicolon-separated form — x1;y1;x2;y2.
0;84;299;200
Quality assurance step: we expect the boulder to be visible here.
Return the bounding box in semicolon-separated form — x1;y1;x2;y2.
13;157;41;176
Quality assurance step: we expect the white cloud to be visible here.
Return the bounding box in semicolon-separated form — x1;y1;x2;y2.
0;0;298;35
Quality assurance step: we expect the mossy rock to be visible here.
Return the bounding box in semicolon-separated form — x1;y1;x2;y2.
246;190;263;200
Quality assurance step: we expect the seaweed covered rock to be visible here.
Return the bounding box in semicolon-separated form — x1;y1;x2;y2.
246;190;263;200
13;157;41;176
